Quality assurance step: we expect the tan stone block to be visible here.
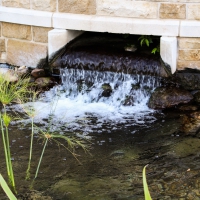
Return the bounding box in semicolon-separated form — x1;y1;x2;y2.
137;0;200;2
0;23;1;37
0;39;5;52
177;61;200;70
179;50;200;61
32;0;56;12
2;22;32;40
33;26;52;43
159;3;186;19
96;0;158;18
0;52;7;63
2;0;30;9
188;4;200;20
7;39;47;67
58;0;96;15
179;38;200;49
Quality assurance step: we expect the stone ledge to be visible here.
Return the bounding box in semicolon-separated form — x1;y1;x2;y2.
0;6;52;27
53;13;179;36
180;21;200;37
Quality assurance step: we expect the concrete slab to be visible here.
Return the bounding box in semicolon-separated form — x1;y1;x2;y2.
180;20;200;37
53;13;179;36
0;6;52;27
160;36;177;74
48;29;83;57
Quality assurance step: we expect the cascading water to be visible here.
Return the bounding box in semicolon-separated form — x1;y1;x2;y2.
20;67;161;135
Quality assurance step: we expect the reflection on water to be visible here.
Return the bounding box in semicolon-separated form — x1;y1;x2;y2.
1;109;200;200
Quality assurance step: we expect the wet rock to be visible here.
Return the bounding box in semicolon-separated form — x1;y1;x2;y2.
176;72;200;90
122;96;135;106
35;77;55;88
148;87;193;109
194;91;200;104
50;32;169;77
31;69;46;78
178;105;198;111
180;112;200;135
101;83;112;97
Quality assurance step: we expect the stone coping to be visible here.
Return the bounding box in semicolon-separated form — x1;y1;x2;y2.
0;6;200;37
0;7;52;27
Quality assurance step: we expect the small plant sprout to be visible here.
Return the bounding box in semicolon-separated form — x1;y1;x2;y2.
138;35;153;47
143;165;152;200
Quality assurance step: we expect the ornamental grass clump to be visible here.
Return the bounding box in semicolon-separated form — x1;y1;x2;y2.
0;74;33;193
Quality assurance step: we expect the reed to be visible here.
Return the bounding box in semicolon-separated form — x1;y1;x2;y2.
20;91;39;180
0;74;32;193
143;165;152;200
0;174;17;200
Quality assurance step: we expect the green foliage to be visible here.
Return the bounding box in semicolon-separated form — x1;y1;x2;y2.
143;165;152;200
151;46;160;54
138;35;160;55
0;174;17;200
138;35;153;47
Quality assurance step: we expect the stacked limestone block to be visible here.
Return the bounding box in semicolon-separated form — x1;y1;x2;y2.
1;22;52;67
0;0;200;70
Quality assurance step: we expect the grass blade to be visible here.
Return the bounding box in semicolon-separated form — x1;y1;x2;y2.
0;174;17;200
143;165;152;200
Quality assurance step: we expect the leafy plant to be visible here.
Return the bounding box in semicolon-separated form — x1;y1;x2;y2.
151;46;160;54
0;174;17;200
143;165;152;200
138;35;153;47
138;35;160;54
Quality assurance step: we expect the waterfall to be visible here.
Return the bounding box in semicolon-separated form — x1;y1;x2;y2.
11;67;161;134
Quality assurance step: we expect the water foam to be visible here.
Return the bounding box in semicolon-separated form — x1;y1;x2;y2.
11;69;160;133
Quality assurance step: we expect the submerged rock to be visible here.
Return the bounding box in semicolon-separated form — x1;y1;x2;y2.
180;111;200;136
148;87;193;109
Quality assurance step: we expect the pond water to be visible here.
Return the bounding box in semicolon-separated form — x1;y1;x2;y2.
1;108;200;200
0;69;200;199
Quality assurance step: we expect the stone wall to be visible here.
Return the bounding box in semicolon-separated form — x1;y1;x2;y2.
1;0;200;20
178;38;200;70
0;0;200;71
0;22;52;67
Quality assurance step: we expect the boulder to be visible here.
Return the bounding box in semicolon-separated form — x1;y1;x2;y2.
148;87;193;109
176;72;200;90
